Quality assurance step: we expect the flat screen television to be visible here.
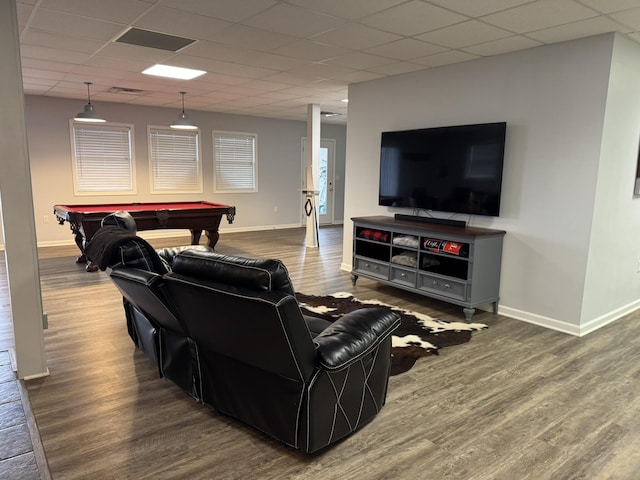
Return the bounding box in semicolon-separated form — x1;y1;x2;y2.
378;122;506;217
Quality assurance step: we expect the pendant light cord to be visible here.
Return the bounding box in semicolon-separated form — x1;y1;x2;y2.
85;82;93;105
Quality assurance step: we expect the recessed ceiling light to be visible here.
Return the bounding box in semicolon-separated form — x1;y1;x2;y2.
341;98;349;103
142;64;206;80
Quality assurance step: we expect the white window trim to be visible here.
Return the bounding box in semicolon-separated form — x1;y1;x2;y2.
148;125;203;194
213;130;258;194
69;120;137;196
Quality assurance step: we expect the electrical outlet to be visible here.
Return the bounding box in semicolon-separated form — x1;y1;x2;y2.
273;206;278;212
43;215;49;223
637;260;640;273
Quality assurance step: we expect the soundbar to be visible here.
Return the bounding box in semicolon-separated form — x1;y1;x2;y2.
394;214;466;228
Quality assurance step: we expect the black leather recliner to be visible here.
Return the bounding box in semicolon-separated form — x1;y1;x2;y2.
163;250;400;453
88;228;400;453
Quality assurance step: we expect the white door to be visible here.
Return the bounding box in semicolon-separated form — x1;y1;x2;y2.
301;138;335;225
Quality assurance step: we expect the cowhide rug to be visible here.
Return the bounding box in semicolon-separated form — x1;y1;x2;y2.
296;292;487;376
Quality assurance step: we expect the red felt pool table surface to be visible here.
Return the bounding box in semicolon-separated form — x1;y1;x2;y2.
58;201;223;213
53;201;236;270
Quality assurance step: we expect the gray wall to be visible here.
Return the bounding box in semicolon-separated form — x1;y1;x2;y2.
342;33;640;335
7;95;346;246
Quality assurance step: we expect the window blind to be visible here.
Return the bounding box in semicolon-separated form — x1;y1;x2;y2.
149;127;202;193
214;131;257;192
72;123;134;194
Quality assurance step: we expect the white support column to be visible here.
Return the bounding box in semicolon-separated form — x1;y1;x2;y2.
304;103;321;248
0;0;48;379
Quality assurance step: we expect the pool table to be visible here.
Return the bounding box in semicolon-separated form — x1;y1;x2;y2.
54;201;236;269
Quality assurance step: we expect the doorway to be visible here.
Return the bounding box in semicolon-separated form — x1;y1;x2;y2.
301;138;336;225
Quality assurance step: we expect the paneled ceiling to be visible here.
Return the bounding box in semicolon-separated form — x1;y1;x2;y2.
16;0;640;124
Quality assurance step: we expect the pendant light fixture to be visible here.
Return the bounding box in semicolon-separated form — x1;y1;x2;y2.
171;91;197;130
73;82;106;123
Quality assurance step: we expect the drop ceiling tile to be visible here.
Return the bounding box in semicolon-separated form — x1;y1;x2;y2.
310;23;402;50
84;55;155;72
235;79;291;92
134;6;232;41
263;71;324;86
205;24;298;52
158;0;277;23
216;85;272;97
367;61;428;76
182;57;280;79
358;1;468;36
325;51;396;69
20;57;74;72
29;9;125;40
462;35;542;56
241;3;347;39
415;20;513;48
285;63;356;82
21;29;105;54
23;85;52;95
270;85;328;97
22;68;66;81
610;7;640;29
411;49;479;67
287;0;406;20
36;0;152;24
66;65;133;82
233;52;311;72
331;70;386;83
251;91;301;101
273;40;351;62
21;76;59;88
365;38;448;60
527;16;632;43
183;41;306;73
177;40;248;62
425;0;534;17
481;0;599;34
578;0;640;14
20;45;92;64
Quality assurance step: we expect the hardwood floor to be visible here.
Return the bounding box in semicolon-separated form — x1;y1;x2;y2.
5;225;640;479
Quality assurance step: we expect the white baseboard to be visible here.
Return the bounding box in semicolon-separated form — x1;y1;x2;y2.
498;306;582;336
496;300;640;337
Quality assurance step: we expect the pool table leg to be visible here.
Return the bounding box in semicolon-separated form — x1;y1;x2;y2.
69;222;87;264
205;230;219;249
189;229;202;245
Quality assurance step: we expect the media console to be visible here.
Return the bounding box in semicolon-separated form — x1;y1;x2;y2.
351;216;506;321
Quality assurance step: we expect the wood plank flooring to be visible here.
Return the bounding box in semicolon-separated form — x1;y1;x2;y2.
6;226;640;479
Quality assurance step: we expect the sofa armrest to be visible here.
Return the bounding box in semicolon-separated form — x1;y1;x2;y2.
313;308;400;372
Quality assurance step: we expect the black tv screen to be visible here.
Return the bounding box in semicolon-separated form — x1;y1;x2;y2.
378;122;506;217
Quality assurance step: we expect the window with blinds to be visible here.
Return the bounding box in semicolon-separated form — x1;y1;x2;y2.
213;131;257;193
71;122;136;195
149;127;202;193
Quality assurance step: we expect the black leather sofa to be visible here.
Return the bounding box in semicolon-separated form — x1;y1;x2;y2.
87;228;400;453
